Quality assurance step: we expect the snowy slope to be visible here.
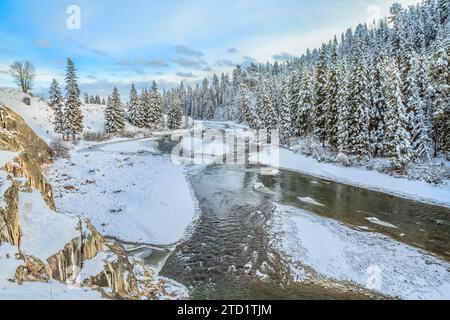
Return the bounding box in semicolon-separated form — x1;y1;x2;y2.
81;103;107;133
271;204;450;300
0;88;110;142
18;191;81;262
0;88;55;142
47;139;198;245
0;88;133;141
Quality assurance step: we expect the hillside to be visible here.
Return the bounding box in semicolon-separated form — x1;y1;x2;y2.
0;92;189;299
0;87;115;142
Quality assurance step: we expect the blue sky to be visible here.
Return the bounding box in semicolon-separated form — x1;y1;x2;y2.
0;0;419;96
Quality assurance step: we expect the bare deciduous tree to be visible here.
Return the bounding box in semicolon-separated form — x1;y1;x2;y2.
8;61;36;94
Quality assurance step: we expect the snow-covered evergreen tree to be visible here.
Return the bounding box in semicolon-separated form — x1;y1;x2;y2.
128;83;139;126
257;78;277;132
386;62;413;170
136;89;150;128
313;44;329;145
325;37;340;149
149;81;164;129
49;79;65;135
279;77;293;143
409;52;434;161
430;27;450;158
336;61;350;153
167;94;183;129
347;26;371;157
64;58;83;140
105;87;125;133
295;68;314;136
240;83;258;129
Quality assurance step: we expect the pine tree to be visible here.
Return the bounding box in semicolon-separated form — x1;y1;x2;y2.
105;87;125;133
313;44;329;145
136;89;149;128
64;58;83;140
368;37;389;157
257;78;277;132
336;61;350;153
49;79;65;135
167;94;183;129
83;93;89;104
288;68;302;135
128;84;139;126
279;77;293;143
347;28;371;157
385;62;413;170
295;69;314;136
409;52;433;161
325;37;340;149
430;27;450;158
149;81;164;129
240;83;258;129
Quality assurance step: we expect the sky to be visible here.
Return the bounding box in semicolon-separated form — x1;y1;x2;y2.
0;0;421;97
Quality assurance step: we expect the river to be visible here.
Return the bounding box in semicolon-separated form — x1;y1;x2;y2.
128;122;450;299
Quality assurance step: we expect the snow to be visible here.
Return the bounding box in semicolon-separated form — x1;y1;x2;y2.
18;191;80;262
81;103;107;133
0;151;19;167
0;244;22;281
0;171;12;209
251;147;450;208
0;88;55;142
47;139;198;245
271;203;450;300
253;181;279;196
0;279;105;300
365;217;398;229
98;137;160;154
79;251;108;280
0;242;104;300
298;197;324;207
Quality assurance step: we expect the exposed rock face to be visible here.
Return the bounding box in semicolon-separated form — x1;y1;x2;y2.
0;179;19;245
0;106;53;164
0;104;187;299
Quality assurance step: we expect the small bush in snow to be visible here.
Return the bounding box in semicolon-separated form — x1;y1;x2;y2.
291;135;333;163
83;131;110;142
335;152;352;167
50;138;70;159
405;163;445;185
22;96;31;106
118;130;138;139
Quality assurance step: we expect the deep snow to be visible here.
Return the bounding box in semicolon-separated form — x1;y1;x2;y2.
270;203;450;300
47;139;198;245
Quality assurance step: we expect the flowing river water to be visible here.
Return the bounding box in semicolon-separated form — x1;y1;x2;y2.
127;123;450;300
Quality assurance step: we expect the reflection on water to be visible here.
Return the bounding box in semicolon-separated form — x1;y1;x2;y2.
259;170;450;261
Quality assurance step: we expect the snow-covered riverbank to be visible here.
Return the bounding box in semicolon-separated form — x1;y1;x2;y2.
270;203;450;300
46;139;199;245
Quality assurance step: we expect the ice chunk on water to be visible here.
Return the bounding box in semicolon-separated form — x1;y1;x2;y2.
365;217;398;229
298;197;324;207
